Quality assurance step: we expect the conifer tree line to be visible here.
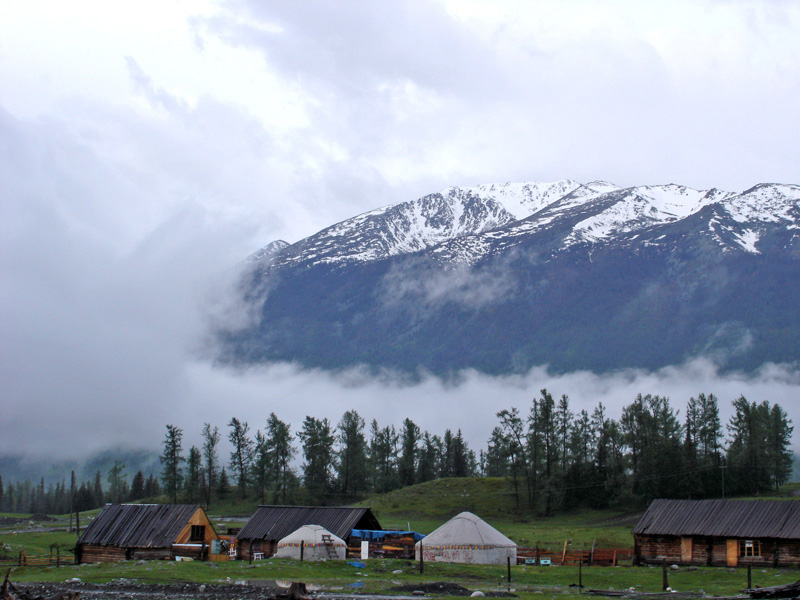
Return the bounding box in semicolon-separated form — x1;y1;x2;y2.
0;391;793;514
157;414;479;507
483;391;794;513
0;463;161;515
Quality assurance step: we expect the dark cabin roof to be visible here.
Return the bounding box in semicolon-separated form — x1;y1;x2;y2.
77;504;200;548
237;506;381;541
633;499;800;539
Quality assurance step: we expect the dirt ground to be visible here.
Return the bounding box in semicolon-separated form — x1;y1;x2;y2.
12;580;285;600
11;580;517;600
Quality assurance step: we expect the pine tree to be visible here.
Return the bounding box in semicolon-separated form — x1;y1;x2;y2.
93;470;104;506
766;403;794;489
483;427;509;477
252;431;270;504
201;423;221;508
107;461;126;504
185;446;202;503
227;417;254;499
160;424;185;503
298;416;336;503
497;408;527;513
217;467;230;499
265;413;296;503
398;418;420;487
416;432;441;483
336;410;369;497
130;471;145;500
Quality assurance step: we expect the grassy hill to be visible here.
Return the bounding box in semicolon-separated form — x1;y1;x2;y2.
356;476;640;550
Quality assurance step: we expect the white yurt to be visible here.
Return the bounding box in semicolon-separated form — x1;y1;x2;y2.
414;511;517;565
275;524;347;560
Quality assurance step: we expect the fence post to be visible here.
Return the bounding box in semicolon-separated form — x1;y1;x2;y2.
507;556;511;591
747;565;752;589
662;562;668;591
419;541;424;574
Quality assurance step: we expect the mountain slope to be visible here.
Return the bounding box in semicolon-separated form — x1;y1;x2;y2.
226;180;800;375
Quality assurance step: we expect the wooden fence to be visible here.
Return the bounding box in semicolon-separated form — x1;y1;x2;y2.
517;547;634;566
0;550;74;568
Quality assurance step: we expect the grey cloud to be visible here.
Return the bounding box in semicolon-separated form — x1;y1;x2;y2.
379;261;516;315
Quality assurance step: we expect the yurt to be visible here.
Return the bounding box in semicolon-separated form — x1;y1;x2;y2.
275;524;347;560
415;511;517;565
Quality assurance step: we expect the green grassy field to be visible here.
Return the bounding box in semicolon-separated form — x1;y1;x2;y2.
2;478;799;598
2;551;798;599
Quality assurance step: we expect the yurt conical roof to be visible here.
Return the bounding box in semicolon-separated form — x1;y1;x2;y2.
420;512;516;548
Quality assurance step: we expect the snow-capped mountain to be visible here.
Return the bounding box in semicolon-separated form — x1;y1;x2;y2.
226;180;800;376
250;181;800;272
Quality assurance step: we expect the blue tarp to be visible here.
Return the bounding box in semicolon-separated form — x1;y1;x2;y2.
350;529;425;542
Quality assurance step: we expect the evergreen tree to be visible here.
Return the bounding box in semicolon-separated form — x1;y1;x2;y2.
483;427;509;477
93;470;104;506
336;410;369;497
160;424;184;503
417;432;441;483
451;429;470;477
144;474;161;498
265;413;297;503
217;467;230;499
252;431;271;504
227;417;255;498
369;420;400;493
185;446;202;503
298;416;336;503
766;403;794;489
107;461;126;503
497;408;527;513
201;423;221;508
130;471;145;500
726;396;768;494
398;418;420;487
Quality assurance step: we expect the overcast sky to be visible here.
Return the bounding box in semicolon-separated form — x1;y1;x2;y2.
2;1;800;463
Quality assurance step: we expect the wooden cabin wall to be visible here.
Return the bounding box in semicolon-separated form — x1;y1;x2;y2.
637;535;800;567
776;540;800;566
634;535;682;564
130;548;171;561
77;545;126;563
174;508;220;545
236;539;277;560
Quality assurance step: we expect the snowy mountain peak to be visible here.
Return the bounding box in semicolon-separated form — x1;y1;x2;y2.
254;180;799;270
246;240;290;262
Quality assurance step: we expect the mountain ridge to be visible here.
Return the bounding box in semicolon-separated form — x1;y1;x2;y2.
228;179;800;375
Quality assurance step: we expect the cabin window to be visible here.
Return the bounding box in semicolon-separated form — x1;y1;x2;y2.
190;525;205;542
739;540;760;557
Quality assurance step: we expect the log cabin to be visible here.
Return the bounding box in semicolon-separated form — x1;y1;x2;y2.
633;499;800;567
235;505;381;560
76;503;226;563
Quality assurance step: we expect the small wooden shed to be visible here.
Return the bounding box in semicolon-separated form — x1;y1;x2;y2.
633;499;800;567
235;505;381;560
76;503;225;563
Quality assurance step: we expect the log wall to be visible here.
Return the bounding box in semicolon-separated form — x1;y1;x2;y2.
236;539;277;561
77;545;127;563
636;535;800;567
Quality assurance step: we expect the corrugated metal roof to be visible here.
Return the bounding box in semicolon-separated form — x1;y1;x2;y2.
633;499;800;539
237;505;382;541
77;504;200;548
